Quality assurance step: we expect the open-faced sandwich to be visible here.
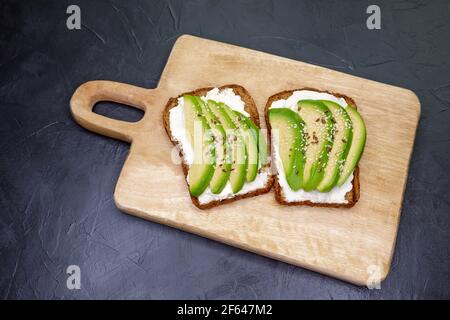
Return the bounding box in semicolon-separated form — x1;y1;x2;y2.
266;88;366;208
163;85;273;209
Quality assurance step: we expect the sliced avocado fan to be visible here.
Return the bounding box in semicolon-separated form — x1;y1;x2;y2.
207;101;247;193
336;104;366;186
220;105;259;182
268;108;306;191
183;95;215;197
194;97;231;194
316;100;353;192
297;100;334;191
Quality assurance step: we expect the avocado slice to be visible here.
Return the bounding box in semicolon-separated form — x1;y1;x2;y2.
207;101;247;193
336;104;366;186
183;95;215;197
221;106;258;182
244;116;268;168
297;100;334;191
194;97;231;194
268;108;306;191
316;100;353;192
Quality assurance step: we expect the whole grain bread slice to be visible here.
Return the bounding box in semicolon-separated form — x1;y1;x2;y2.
163;84;274;210
265;88;361;208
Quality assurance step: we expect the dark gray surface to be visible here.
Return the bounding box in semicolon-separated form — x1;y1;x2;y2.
1;0;449;299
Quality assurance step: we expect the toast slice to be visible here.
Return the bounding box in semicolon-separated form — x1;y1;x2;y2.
163;84;273;209
265;88;361;208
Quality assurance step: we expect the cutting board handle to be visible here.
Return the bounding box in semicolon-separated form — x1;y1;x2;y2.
70;80;152;142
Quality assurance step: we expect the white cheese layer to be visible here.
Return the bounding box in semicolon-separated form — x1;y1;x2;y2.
169;88;270;205
197;172;269;204
270;90;348;111
201;88;250;117
270;90;354;204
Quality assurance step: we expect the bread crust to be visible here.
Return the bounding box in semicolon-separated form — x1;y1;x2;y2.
265;88;361;208
163;84;273;210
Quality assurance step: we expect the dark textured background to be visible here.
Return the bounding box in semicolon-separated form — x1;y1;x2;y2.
1;0;449;299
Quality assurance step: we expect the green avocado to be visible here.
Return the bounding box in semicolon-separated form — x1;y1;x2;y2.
336;104;366;186
194;97;231;194
268;108;306;191
183;95;215;197
207;101;247;193
221;106;259;182
316;100;353;192
244;116;268;168
297;100;334;191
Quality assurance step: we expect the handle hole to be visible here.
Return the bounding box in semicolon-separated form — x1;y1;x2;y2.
93;101;144;123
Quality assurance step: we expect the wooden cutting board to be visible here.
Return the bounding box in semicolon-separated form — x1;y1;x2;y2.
70;35;420;285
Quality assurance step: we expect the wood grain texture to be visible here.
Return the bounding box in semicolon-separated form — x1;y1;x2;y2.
70;35;421;285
